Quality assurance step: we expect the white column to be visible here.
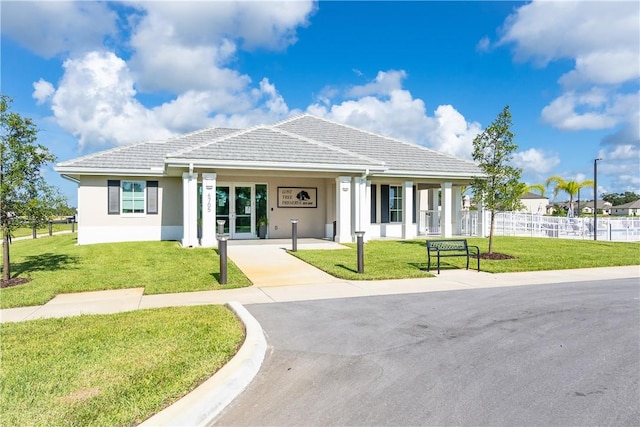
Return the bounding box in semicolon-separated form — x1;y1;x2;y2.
335;176;352;243
364;180;372;241
402;181;416;239
441;182;452;238
430;188;440;233
181;172;199;247
201;173;217;247
453;186;462;235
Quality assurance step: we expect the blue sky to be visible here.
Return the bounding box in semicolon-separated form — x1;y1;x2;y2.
2;1;639;207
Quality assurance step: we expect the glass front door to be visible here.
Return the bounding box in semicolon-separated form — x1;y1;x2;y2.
216;184;257;239
233;185;254;238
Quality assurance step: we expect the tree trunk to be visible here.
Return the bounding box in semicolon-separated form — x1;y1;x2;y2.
2;231;9;281
488;211;496;254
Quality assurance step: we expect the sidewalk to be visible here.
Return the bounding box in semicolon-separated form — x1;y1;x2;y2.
2;264;638;323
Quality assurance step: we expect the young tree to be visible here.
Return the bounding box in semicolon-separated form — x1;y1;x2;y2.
545;176;594;217
471;105;523;254
1;95;57;281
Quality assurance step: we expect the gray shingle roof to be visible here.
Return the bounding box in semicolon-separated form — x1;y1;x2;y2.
56;114;481;177
56;128;238;171
167;126;385;168
274;115;481;174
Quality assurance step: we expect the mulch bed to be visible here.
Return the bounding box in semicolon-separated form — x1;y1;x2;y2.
477;252;516;260
0;277;31;289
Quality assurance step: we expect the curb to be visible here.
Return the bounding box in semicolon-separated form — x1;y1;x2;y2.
139;301;267;427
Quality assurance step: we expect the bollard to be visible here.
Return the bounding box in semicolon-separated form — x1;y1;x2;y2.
217;219;226;235
49;221;53;236
355;231;365;274
291;219;298;252
71;220;75;233
32;226;37;239
217;234;229;285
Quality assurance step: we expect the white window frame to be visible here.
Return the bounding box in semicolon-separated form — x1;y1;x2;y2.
389;185;403;223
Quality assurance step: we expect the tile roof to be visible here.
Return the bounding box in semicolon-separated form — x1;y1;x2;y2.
612;199;640;209
56;114;482;177
56;128;238;171
274;115;481;174
167;126;385;168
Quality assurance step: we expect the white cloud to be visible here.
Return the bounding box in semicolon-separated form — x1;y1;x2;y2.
498;1;639;86
44;51;174;148
36;51;294;149
24;1;314;149
32;79;55;105
512;148;560;174
127;1;315;94
1;2;117;57
308;71;482;159
346;70;406;98
498;0;639;192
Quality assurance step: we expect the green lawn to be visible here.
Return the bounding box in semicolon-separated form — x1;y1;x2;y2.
0;234;252;309
289;237;640;280
0;305;244;427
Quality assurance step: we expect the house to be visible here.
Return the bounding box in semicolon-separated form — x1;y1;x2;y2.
55;114;483;246
611;199;640;216
519;192;549;214
580;200;612;215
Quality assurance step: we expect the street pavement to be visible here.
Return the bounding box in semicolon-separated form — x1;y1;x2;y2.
214;278;640;426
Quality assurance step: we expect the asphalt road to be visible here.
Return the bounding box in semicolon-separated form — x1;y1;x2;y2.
214;279;640;426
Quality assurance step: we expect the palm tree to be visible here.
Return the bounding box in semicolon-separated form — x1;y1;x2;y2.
526;184;546;197
545;176;594;217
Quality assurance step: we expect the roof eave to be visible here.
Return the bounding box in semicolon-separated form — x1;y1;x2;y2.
370;170;485;179
54;166;166;176
165;158;387;174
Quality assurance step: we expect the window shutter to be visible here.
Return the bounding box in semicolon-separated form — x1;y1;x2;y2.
147;181;158;214
370;184;377;223
107;180;120;214
412;185;417;223
381;185;390;223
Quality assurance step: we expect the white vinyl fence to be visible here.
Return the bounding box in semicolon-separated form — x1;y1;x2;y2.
421;210;640;242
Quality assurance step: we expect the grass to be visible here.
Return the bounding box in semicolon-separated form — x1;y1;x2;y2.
0;305;244;427
289;237;640;280
0;234;252;309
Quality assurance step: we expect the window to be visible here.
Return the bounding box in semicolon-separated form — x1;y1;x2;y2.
107;180;158;215
122;181;145;214
389;185;403;222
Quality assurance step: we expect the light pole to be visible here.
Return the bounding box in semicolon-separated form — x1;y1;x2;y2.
593;158;602;241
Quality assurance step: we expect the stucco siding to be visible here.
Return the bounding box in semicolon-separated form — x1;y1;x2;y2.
77;176;182;244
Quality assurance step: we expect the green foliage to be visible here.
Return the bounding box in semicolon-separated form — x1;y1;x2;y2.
290;237;640;278
471;105;523;253
545;175;594;217
525;183;546;197
0;235;252;308
1;95;61;280
602;191;640;206
0;306;244;426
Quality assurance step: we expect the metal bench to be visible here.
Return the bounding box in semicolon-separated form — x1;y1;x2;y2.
426;239;480;274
